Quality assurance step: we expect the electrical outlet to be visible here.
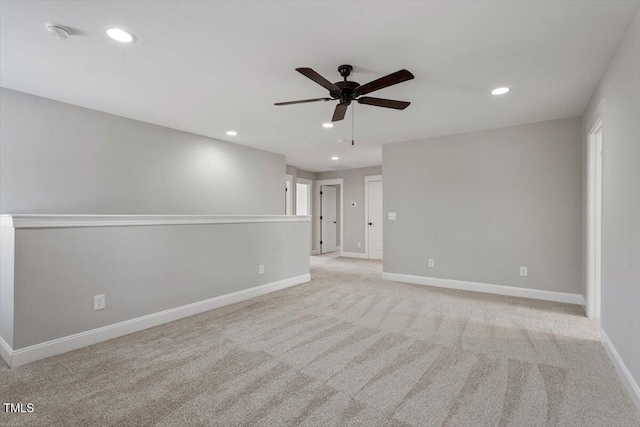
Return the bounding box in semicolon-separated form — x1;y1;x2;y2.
388;212;396;220
520;266;528;277
94;294;105;311
428;259;435;268
259;264;264;275
357;242;361;248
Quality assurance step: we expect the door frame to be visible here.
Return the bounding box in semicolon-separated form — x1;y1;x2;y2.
364;175;383;259
315;178;344;255
285;174;293;215
586;115;604;319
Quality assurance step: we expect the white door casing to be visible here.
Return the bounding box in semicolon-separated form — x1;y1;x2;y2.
285;174;293;215
366;178;383;259
321;185;337;253
587;117;603;319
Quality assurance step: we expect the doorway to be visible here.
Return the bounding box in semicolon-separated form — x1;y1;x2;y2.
365;175;383;259
315;178;344;255
586;118;603;319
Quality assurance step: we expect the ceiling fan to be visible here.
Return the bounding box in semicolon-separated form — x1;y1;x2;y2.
274;64;414;122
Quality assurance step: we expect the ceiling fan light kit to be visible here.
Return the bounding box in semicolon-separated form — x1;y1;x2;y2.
275;64;414;123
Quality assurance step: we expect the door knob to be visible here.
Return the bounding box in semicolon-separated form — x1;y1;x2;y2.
368;222;373;225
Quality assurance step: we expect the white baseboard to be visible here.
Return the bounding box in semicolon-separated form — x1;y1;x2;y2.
3;273;311;368
381;272;582;305
601;330;640;411
341;251;367;259
0;337;11;366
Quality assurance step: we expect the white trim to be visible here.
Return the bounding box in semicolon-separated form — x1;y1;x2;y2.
364;175;383;259
311;249;320;255
0;337;11;366
0;214;310;229
2;273;310;368
0;215;14;227
341;251;367;259
315;179;344;255
381;272;582;305
601;330;640;411
586;115;604;319
285;174;293;215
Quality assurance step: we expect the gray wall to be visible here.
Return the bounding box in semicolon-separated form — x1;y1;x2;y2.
383;117;582;294
9;220;310;349
582;5;640;389
317;166;383;254
0;88;285;215
0;226;14;347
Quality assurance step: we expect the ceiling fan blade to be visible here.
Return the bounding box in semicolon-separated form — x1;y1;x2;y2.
274;97;332;106
357;97;410;110
296;68;341;93
332;103;349;122
356;69;414;96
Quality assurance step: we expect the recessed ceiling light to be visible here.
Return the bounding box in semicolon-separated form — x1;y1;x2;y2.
491;87;510;95
105;28;136;43
322;123;334;128
226;131;238;136
331;156;339;161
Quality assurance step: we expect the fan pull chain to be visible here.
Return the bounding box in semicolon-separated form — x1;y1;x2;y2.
352;103;355;146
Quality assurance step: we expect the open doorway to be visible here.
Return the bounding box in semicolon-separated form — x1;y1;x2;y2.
586;117;603;319
315;179;344;255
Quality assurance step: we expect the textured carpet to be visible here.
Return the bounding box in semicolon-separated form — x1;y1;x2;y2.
1;255;638;426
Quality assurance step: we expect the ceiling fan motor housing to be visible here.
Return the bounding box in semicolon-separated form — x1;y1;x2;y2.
334;81;360;104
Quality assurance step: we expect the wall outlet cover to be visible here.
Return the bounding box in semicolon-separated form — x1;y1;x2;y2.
388;212;397;220
520;266;528;277
428;259;435;268
259;264;265;274
94;294;105;311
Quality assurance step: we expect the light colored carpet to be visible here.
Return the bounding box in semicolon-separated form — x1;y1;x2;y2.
1;255;638;426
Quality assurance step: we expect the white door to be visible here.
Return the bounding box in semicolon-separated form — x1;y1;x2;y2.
321;185;337;253
367;180;383;259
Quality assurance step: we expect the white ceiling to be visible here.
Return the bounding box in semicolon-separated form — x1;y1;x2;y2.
1;1;637;172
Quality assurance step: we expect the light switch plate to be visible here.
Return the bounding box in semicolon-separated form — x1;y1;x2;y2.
388;212;396;220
